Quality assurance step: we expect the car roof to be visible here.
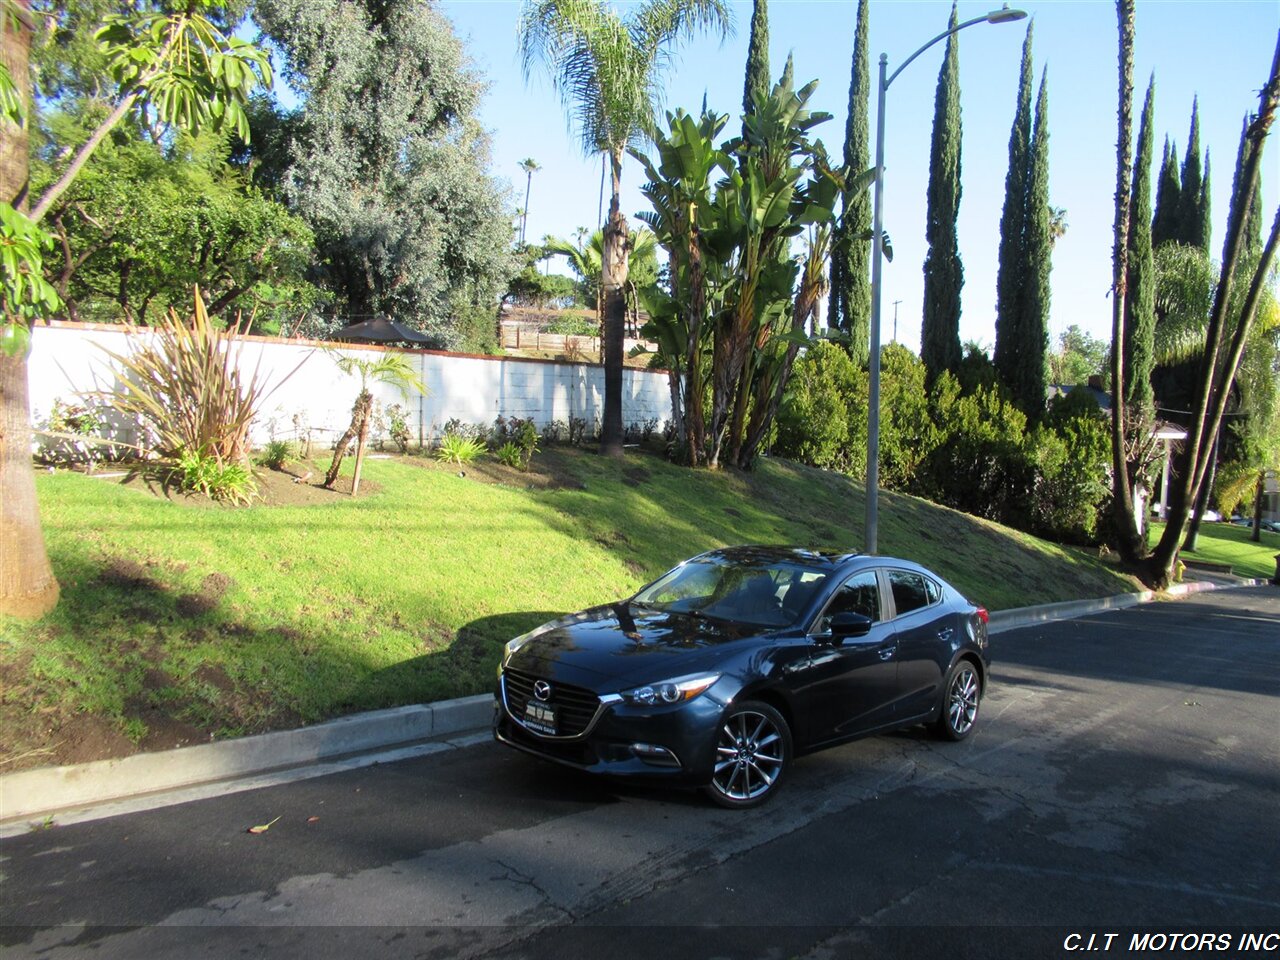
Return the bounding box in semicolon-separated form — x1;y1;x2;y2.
698;546;943;579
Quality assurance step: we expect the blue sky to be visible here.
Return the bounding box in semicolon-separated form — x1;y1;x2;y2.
437;0;1277;353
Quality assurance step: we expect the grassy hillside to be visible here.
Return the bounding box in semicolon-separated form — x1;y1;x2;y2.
0;448;1137;770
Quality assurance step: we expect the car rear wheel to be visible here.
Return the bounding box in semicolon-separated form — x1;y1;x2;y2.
703;701;792;809
933;660;981;741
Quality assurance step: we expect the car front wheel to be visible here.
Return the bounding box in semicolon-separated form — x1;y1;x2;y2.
934;660;981;741
703;701;792;809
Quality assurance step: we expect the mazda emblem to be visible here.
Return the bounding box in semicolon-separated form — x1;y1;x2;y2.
533;680;552;702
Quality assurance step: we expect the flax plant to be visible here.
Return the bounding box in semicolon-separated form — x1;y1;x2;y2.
99;289;301;482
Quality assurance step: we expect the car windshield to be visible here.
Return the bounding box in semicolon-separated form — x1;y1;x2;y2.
633;557;831;628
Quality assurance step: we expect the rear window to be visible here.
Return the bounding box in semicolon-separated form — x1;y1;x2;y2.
888;570;934;616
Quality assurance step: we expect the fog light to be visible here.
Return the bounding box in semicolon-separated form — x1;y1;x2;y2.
630;743;681;768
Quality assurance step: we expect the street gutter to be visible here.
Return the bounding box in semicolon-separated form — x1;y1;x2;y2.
0;578;1267;836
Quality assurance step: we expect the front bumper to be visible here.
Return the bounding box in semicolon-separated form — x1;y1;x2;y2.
492;676;724;785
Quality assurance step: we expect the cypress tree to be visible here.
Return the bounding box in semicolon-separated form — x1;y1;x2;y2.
1123;75;1157;417
742;0;770;121
993;22;1034;390
1230;116;1264;251
1197;152;1211;254
1014;69;1052;416
1151;135;1181;247
921;5;963;383
827;0;871;362
1177;98;1204;247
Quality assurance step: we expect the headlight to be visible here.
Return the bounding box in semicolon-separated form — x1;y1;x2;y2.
620;673;720;707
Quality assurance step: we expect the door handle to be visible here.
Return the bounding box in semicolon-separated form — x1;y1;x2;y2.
937;628;954;641
878;644;896;661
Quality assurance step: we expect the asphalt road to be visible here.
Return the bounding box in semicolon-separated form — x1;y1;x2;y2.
2;586;1277;960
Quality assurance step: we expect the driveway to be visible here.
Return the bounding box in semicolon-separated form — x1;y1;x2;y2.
3;586;1277;959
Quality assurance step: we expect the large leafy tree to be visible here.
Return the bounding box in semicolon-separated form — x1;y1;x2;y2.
37;129;314;328
1;0;270;619
255;0;515;352
921;4;963;384
827;0;871;360
518;0;731;456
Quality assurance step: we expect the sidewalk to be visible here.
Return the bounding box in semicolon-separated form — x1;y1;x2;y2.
0;578;1266;836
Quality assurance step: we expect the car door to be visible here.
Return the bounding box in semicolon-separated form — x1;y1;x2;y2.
802;568;899;745
885;568;950;718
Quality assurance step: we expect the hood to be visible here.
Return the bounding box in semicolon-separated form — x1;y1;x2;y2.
505;602;767;690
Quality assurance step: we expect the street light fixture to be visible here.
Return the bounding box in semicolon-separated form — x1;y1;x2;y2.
864;5;1028;555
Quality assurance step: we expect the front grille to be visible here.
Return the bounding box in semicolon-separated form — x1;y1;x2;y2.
502;668;602;738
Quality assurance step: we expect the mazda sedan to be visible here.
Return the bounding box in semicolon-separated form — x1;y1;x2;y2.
493;547;989;808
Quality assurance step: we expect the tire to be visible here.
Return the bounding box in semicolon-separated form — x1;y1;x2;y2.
702;701;792;809
933;659;982;741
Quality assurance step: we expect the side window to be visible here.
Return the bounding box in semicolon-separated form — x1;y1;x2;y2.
816;571;881;633
924;577;942;605
888;570;931;617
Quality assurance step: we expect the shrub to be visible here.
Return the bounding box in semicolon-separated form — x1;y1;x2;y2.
257;439;295;470
35;398;109;465
172;449;257;504
1031;396;1111;542
542;419;568;444
100;296;299;468
545;314;598;337
436;433;486;464
385;403;412;453
918;379;1033;525
440;418;487;442
775;341;861;474
495;442;525;468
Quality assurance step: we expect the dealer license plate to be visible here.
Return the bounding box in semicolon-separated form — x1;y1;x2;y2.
523;700;557;735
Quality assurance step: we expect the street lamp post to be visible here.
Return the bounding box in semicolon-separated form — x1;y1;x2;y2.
864;5;1027;555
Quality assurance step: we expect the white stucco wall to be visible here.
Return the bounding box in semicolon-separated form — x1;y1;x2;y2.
26;322;671;452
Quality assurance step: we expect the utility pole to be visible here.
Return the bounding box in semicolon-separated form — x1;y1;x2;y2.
892;300;902;342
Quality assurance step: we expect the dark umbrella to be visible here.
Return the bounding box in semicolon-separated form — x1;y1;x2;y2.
329;315;436;347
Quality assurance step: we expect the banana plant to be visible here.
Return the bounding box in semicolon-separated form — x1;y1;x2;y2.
633;107;732;464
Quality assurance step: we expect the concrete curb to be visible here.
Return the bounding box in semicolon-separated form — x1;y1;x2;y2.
0;694;492;828
1;578;1269;830
988;577;1263;634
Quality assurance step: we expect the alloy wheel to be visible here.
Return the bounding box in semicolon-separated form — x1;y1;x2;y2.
710;709;786;803
947;665;980;736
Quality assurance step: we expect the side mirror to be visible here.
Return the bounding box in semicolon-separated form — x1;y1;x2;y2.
828;612;873;640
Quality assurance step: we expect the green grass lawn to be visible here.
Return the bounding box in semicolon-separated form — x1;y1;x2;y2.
1149;519;1280;581
0;447;1138;770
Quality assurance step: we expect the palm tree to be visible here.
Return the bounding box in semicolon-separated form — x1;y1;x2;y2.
518;0;732;455
324;352;427;496
518;158;541;246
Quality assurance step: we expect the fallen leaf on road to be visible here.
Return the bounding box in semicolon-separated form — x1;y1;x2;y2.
247;816;282;834
307;816;320;823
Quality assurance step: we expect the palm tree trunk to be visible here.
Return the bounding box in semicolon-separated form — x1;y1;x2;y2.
0;3;59;619
351;409;371;497
599;147;628;457
683;226;707;466
1108;0;1146;564
325;391;372;488
522;170;532;246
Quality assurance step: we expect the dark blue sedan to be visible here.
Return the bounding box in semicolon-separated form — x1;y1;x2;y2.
494;546;990;808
